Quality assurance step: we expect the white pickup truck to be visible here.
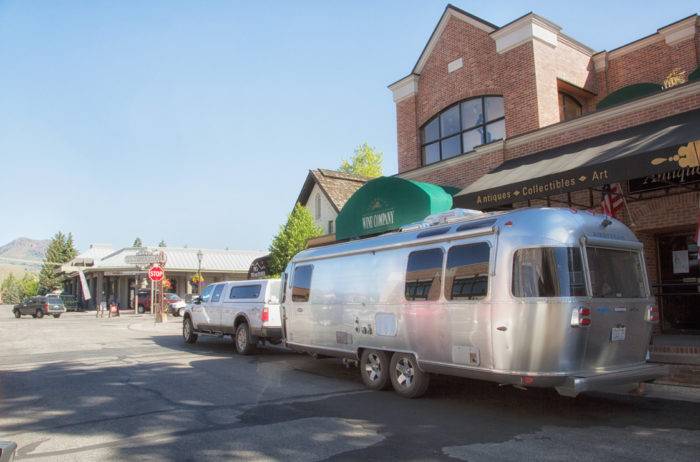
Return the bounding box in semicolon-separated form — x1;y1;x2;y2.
182;279;282;354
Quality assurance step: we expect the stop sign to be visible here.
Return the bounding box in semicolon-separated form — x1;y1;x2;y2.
148;265;164;281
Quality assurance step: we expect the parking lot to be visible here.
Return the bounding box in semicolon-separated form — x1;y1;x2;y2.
0;306;699;461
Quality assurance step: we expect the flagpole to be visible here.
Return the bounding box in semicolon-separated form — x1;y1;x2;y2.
621;187;635;227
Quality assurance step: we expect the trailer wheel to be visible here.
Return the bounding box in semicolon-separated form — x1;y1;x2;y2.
390;353;430;398
360;350;392;390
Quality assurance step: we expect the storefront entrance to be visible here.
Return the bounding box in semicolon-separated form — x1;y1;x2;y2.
656;232;700;333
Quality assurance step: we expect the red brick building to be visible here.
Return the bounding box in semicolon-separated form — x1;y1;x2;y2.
389;5;700;345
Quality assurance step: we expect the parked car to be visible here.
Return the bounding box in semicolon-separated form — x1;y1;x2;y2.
182;279;282;354
60;294;80;312
137;290;186;316
283;208;667;398
13;294;66;319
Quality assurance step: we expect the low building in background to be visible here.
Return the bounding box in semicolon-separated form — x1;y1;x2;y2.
62;245;266;309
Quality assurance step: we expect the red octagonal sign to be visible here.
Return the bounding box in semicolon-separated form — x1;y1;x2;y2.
148;265;164;281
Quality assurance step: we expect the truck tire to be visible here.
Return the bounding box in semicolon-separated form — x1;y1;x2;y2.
360;350;392;391
137;304;145;314
35;309;44;319
183;317;198;344
389;353;430;399
53;314;61;319
13;310;21;319
234;322;257;355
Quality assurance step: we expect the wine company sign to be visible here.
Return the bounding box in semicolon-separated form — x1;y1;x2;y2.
362;209;395;232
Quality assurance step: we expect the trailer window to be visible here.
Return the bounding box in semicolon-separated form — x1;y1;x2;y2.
229;285;261;299
586;247;646;298
292;265;313;302
405;248;444;301
445;243;490;300
512;247;586;297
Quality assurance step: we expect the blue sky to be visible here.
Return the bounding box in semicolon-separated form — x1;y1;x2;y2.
0;0;697;252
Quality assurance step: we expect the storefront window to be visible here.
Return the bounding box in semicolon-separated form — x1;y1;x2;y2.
421;96;505;166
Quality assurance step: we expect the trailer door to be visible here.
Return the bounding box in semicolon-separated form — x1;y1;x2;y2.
286;264;314;345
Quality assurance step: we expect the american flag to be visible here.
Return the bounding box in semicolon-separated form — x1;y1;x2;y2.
601;183;624;218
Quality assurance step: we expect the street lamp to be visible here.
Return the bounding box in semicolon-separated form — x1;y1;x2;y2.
196;250;203;294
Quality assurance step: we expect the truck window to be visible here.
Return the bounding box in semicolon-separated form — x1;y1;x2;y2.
445;242;490;300
586;247;647;298
210;284;225;303
512;247;586;297
292;265;313;302
405;248;444;301
229;285;262;299
200;284;215;303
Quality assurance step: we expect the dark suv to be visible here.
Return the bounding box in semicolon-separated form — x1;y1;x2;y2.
13;294;66;319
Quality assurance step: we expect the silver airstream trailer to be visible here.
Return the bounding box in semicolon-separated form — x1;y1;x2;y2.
281;208;668;398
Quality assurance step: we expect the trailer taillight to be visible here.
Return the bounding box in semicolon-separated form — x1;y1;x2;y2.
261;306;269;323
645;305;659;323
571;306;591;327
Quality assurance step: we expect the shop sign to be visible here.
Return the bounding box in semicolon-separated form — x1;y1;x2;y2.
248;255;270;279
628;165;700;193
362;208;395;232
125;249;159;266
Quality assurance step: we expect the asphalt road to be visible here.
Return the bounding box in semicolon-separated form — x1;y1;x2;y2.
0;305;699;461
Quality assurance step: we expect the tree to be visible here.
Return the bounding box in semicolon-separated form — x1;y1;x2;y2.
158;240;167;247
133;237;143;248
19;273;39;299
0;274;22;304
339;143;383;178
38;231;76;294
268;203;323;276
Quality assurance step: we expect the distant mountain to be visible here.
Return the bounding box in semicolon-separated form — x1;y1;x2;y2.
0;237;50;268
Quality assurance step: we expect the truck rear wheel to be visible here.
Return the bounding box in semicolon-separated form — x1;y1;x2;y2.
389;353;430;398
35;309;44;319
360;350;392;390
234;322;257;355
13;310;21;319
137;304;145;314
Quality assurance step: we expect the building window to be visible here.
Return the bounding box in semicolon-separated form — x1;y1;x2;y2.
405;248;444;301
328;220;334;234
315;193;321;219
559;92;582;121
421;96;505;166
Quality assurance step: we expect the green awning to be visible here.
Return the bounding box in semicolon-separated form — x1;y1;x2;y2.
335;176;457;240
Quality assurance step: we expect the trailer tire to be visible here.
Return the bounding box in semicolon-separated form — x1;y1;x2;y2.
390;353;430;398
360;350;392;391
234;322;257;355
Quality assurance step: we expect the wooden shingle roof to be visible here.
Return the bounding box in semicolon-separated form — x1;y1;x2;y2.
297;169;369;212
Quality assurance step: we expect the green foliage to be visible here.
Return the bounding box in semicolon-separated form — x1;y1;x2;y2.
158;240;167;247
1;274;22;304
38;231;77;294
133;237;143;247
268;203;323;276
1;273;39;304
339;143;383;178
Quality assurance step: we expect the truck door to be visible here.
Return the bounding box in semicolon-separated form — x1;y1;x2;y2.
191;284;215;329
204;283;225;331
285;264;314;345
